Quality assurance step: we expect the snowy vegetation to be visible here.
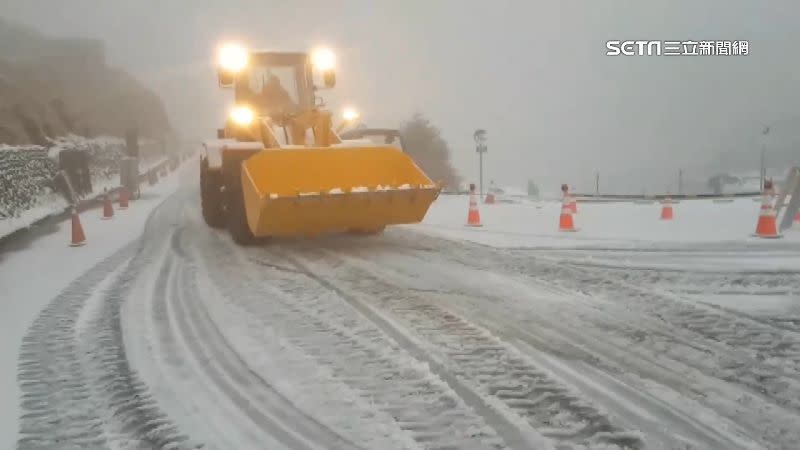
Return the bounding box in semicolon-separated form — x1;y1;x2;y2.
0;145;57;219
399;114;461;190
0;135;126;220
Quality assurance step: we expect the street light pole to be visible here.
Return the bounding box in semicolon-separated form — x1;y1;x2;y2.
473;129;487;198
760;125;770;190
479;151;483;198
595;171;600;195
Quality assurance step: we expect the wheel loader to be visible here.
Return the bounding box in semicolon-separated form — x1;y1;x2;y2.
200;43;440;244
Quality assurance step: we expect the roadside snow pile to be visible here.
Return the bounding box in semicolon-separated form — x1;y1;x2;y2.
415;195;800;250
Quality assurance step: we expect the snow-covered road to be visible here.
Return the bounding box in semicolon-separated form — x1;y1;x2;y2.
8;167;800;449
1;165;184;449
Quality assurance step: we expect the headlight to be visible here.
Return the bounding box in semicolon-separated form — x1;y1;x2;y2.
230;106;254;126
342;107;359;122
218;43;248;73
311;47;335;71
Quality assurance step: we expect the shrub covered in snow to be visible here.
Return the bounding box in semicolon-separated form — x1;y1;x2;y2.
0;145;58;219
0;135;162;221
47;135;127;185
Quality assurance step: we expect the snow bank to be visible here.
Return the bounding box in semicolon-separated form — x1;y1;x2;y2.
413;195;800;250
0;199;67;239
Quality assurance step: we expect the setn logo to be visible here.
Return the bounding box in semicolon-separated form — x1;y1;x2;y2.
606;40;749;56
606;41;661;56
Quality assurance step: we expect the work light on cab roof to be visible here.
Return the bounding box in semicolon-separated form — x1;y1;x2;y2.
218;43;248;72
311;47;335;71
311;47;337;88
217;42;249;87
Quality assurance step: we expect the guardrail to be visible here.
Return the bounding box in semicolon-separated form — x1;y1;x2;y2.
0;156;181;249
437;190;764;203
574;191;761;199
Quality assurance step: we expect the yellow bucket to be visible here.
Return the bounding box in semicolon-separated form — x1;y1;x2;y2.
240;146;440;237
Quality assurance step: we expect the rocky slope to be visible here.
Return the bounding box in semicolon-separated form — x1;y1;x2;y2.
0;17;171;145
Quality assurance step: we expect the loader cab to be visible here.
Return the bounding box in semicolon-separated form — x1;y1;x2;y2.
232;52;315;116
217;45;340;144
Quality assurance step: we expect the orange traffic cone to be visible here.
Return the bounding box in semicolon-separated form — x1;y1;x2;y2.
69;208;86;247
485;192;496;204
569;196;578;214
559;197;577;232
118;188;129;209
466;184;482;227
753;196;780;239
660;198;674;220
102;192;114;219
794;211;800;226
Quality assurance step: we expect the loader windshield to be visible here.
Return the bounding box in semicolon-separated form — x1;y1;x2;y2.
247;65;300;115
236;56;308;116
249;66;299;105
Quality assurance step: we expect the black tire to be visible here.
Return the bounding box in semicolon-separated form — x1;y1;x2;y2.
226;188;256;245
200;158;225;228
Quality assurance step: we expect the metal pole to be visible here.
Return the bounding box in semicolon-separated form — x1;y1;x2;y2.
760;125;769;191
678;169;683;194
760;144;767;190
595;171;599;195
479;151;484;198
473;129;487;199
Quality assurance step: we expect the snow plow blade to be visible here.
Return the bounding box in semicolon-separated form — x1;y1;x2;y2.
240;146;441;237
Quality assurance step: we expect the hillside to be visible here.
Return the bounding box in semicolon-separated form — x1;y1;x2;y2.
0;17;171;145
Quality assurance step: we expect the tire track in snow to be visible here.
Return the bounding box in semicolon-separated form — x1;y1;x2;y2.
286;249;645;450
16;242;192;449
163;229;358;450
199;245;516;449
402;232;800;413
554;264;800;334
538;263;800;410
253;230;798;448
330;237;789;449
374;230;800;448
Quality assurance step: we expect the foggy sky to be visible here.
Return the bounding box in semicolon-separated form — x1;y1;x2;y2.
3;0;799;194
